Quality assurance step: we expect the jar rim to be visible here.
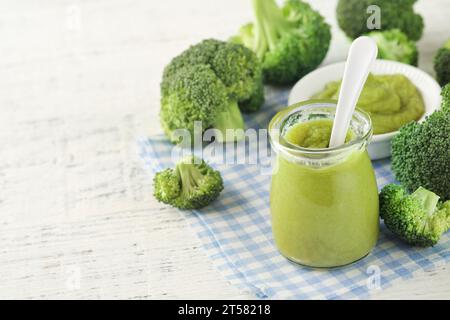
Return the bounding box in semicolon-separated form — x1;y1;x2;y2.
268;99;373;156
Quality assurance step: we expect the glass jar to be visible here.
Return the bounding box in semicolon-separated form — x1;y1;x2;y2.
268;100;379;268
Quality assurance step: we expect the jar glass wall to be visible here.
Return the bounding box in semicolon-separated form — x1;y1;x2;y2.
268;100;379;268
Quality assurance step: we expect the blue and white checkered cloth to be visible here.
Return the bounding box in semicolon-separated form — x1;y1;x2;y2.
139;88;449;299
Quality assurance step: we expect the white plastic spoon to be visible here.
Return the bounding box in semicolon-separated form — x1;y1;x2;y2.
329;36;378;148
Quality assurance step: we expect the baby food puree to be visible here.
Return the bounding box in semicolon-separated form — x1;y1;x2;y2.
284;119;353;148
313;74;425;134
269;105;379;268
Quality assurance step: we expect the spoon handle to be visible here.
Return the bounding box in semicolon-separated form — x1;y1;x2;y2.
329;36;378;148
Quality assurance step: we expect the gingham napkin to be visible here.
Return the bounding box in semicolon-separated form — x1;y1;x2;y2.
139;87;449;299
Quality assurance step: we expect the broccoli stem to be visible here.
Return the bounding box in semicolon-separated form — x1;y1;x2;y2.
212;100;245;142
252;0;293;57
411;187;440;216
252;0;268;58
177;162;204;196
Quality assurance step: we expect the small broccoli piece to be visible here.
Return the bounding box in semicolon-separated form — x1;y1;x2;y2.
379;184;450;247
434;39;450;86
232;0;331;85
161;39;264;144
153;156;224;210
367;29;418;66
337;0;424;41
391;87;450;200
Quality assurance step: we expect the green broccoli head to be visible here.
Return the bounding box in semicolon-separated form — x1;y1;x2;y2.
161;64;242;143
161;39;264;144
337;0;424;41
163;39;262;102
391;90;450;200
367;29;418;66
212;41;262;100
153;156;224;210
232;0;331;85
379;184;450;247
434;39;450;87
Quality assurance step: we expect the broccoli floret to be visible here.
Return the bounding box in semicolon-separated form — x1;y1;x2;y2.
153;156;224;210
161;39;264;144
379;184;450;246
161;64;244;143
434;39;450;87
232;0;331;85
367;29;418;66
337;0;424;41
391;88;450;200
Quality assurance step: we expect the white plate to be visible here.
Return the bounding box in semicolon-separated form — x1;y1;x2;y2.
288;59;442;160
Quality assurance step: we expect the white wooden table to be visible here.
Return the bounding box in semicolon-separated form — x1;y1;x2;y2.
0;0;448;299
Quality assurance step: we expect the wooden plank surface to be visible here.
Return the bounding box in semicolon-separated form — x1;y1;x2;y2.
0;0;448;299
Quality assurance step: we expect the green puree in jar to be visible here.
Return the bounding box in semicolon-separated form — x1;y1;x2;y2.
284;119;354;148
270;118;379;267
313;74;425;134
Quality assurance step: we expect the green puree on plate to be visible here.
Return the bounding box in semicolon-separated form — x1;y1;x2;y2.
313;74;425;134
